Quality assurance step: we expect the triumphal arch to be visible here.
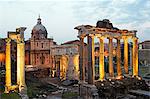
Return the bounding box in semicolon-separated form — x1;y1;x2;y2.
51;44;79;80
75;19;139;84
5;27;27;93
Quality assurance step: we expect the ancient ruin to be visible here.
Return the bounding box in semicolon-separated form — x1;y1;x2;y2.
4;27;27;94
75;19;139;83
75;19;140;98
51;44;79;80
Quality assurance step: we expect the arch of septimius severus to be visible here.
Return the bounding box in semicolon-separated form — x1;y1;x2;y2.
51;44;79;80
5;27;27;93
75;20;139;84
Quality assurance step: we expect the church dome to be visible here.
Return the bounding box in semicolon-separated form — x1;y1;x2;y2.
31;16;48;39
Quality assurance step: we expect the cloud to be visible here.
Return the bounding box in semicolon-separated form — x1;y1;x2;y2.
0;0;149;43
70;0;150;41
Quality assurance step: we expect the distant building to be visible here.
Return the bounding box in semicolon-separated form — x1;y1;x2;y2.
0;17;57;70
29;16;56;68
139;40;150;66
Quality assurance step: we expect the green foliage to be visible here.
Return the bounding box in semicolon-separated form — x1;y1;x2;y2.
1;92;21;99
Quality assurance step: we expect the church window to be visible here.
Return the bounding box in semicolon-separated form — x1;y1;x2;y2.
37;43;38;47
42;43;43;48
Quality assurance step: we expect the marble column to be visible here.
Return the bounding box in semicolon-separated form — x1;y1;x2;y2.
108;37;114;77
79;36;85;81
116;38;122;77
5;38;11;93
132;37;138;76
124;37;129;74
17;39;26;92
99;37;105;80
87;35;95;84
73;55;79;80
17;39;21;86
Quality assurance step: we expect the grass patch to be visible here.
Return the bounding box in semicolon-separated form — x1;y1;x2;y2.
1;92;21;99
62;92;78;99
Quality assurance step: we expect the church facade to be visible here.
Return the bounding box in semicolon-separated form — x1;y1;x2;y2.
29;16;56;68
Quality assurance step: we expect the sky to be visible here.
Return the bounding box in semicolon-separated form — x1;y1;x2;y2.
0;0;150;44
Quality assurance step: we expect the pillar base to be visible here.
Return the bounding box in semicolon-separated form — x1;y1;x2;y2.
19;85;27;94
132;75;141;80
4;86;10;93
116;75;124;80
108;77;115;81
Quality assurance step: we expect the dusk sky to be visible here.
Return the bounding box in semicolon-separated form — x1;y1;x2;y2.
0;0;150;44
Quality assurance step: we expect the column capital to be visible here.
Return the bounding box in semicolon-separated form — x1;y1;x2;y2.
78;35;85;39
98;36;105;40
88;34;95;38
132;37;138;40
122;36;129;40
5;38;11;44
17;38;24;44
107;36;113;40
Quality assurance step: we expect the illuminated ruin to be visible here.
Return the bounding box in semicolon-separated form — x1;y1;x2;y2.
5;27;27;93
75;19;139;84
51;44;79;80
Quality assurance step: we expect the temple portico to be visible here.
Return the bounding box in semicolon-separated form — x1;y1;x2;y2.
75;20;139;84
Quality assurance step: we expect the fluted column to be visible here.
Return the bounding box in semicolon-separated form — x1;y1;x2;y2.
123;37;129;74
79;36;85;81
99;37;105;80
5;38;11;93
17;39;26;92
116;38;122;77
108;37;114;77
132;37;138;76
87;35;95;84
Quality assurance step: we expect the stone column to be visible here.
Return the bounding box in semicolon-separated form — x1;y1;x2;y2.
87;35;95;84
132;37;138;76
79;36;85;81
123;37;129;74
98;37;105;80
17;39;21;86
73;55;79;80
17;39;26;92
116;38;122;77
108;37;114;77
5;38;11;93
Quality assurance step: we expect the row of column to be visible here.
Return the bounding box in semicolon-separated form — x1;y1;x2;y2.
79;35;139;84
5;38;26;93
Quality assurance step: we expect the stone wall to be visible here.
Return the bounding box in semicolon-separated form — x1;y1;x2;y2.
139;49;150;65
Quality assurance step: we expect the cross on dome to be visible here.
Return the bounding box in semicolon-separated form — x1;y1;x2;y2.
37;14;41;24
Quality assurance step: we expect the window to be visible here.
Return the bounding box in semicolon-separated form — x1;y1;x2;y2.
42;43;43;48
37;43;38;47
